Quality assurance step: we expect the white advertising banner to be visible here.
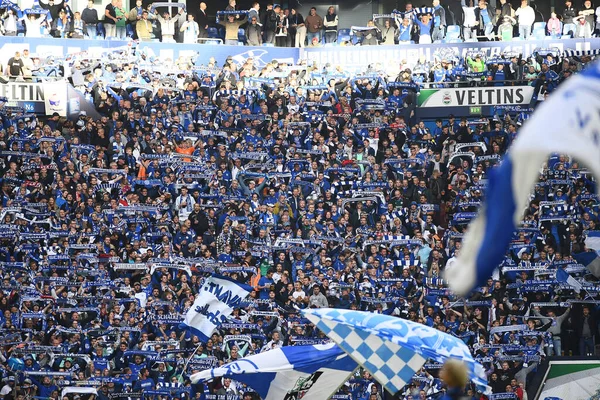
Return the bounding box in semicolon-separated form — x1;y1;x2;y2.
418;86;535;108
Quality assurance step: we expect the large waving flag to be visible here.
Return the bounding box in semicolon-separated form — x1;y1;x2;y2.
190;343;358;400
182;274;252;341
303;308;490;395
584;231;600;251
573;250;600;278
555;268;582;293
447;64;600;295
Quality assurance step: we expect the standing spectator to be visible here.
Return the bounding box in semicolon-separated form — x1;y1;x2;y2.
24;12;48;38
562;0;577;24
323;6;338;43
39;0;63;21
114;0;127;39
248;2;260;24
81;0;98;39
515;0;535;39
136;10;154;41
432;0;446;41
574;306;598;356
274;5;288;47
262;3;277;44
70;11;86;38
579;0;595;30
498;15;516;39
196;2;209;39
225;0;236;12
463;0;478;40
397;16;412;42
573;14;592;37
289;8;305;47
104;0;119;39
153;6;185;43
356;19;380;45
51;9;70;38
246;13;262;46
475;0;494;38
495;0;514;33
2;9;19;36
378;19;397;45
6;51;24;77
305;7;323;44
128;0;144;38
547;11;562;36
180;13;199;43
415;11;433;43
219;13;247;45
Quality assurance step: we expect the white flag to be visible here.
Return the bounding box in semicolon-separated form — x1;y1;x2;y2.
183;274;251;341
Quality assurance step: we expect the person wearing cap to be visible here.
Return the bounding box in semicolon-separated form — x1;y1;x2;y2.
219;12;247;45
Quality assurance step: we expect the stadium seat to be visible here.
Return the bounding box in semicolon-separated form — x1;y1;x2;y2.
562;23;575;38
338;34;351;43
207;27;219;38
262;43;274;47
533;27;547;40
533;21;546;32
445;25;461;40
337;28;350;43
238;28;246;43
126;24;134;38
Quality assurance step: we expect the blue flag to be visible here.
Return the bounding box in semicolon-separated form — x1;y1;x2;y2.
447;64;600;295
190;343;358;400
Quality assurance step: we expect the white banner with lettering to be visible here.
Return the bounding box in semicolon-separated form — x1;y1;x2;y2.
182;274;252;341
418;86;535;107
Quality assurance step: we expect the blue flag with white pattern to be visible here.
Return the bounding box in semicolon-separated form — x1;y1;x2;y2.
303;308;490;395
446;63;600;295
190;343;358;400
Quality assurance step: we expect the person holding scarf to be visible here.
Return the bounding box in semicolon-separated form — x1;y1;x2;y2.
180;13;199;43
51;9;70;37
69;11;86;38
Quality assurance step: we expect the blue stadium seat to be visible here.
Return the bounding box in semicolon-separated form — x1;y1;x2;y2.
126;24;134;38
238;28;246;43
562;23;575;38
207;27;219;38
262;43;274;47
337;28;350;42
533;21;546;32
532;27;546;40
445;25;461;40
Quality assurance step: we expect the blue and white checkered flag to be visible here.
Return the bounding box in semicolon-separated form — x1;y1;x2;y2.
303;308;491;395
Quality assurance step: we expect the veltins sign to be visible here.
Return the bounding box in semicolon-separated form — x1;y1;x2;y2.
418;86;535;108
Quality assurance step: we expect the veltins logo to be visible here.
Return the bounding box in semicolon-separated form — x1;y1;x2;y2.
442;91;452;105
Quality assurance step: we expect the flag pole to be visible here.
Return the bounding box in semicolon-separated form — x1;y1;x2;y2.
181;343;203;379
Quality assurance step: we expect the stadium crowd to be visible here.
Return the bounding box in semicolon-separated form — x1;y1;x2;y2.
2;0;600;44
0;31;599;400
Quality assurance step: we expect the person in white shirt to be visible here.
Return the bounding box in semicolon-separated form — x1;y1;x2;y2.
152;4;185;42
23;12;47;38
179;13;199;43
2;9;19;36
175;186;196;221
515;0;535;38
463;0;477;40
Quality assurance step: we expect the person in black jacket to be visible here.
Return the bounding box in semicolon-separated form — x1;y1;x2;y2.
197;2;209;39
574;305;598;356
262;3;277;44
